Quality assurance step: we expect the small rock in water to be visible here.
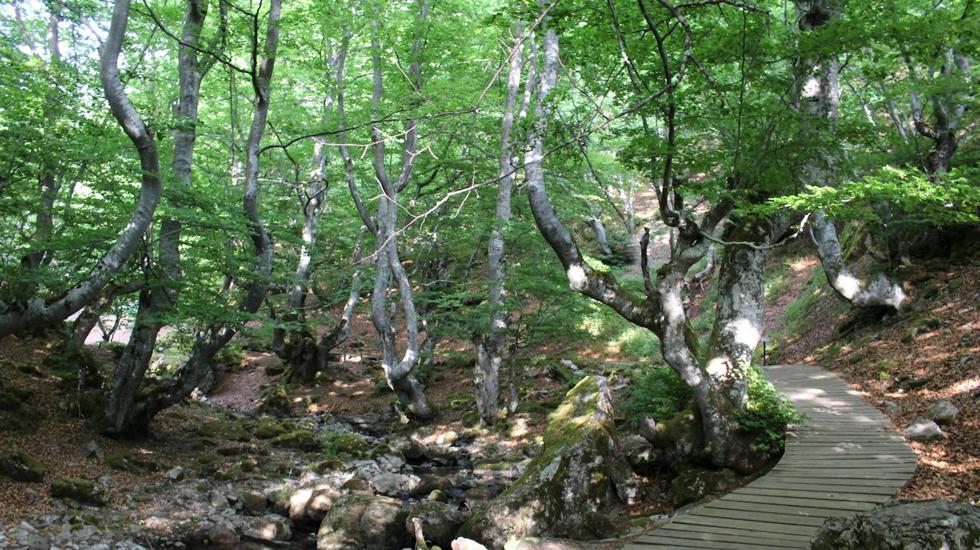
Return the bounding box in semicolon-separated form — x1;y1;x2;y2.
905;418;944;442
924;400;958;425
451;538;489;550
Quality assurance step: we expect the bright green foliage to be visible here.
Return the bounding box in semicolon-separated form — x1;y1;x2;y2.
622;367;693;423
736;366;805;452
767;167;980;225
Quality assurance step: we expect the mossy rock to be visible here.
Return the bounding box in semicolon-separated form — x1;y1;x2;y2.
213;468;244;481
406;500;467;549
324;432;371;460
460;376;630;546
312;459;345;475
50;478;106;506
316;494;410;550
259;385;292;417
255;418;287;439
0;387;41;433
0;452;45;482
903;316;942;343
271;430;321;451
669;467;737;506
197;420;251;442
106;451;158;473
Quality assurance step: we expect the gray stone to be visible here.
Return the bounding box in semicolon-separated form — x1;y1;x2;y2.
450;539;489;550
242;491;268;515
882;401;900;415
369;472;420;497
406;501;467;549
618;434;656;471
283;486;340;527
637;417;658;443
208;490;229;509
924;400;959;425
669;468;737;506
164;466;186;481
905;418;944;442
82;441;103;460
316;494;409;550
459;376;630;546
243;514;292;542
811;499;980;550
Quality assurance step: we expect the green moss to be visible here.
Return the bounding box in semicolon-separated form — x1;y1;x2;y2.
196;420;251;442
50;478;106;506
323;432;371;460
0;452;45;482
271;430;321;451
254;418;287;439
259;384;292;416
213;468;243;481
106;451;158;473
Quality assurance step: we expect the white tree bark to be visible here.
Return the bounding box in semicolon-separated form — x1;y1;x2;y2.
0;0;163;337
474;22;525;426
361;2;434;420
795;0;907;311
104;0;281;433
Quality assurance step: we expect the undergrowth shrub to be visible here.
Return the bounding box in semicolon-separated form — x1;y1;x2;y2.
622;367;693;422
623;365;803;453
737;365;804;452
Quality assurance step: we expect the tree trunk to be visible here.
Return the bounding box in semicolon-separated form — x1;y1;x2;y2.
103;0;220;436
0;0;162;338
474;21;525;426
361;3;434;420
795;0;906;311
588;215;613;256
103;0;279;435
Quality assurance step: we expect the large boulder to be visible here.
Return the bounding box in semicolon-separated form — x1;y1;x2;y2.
811;499;980;550
316;494;410;550
459;376;629;548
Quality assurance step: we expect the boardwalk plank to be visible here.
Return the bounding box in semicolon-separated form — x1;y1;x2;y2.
626;364;916;549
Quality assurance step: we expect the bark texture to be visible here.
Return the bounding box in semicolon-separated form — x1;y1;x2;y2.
104;0;221;436
474;22;525;426
102;0;280;435
357;3;434;420
796;0;906;311
0;0;162;337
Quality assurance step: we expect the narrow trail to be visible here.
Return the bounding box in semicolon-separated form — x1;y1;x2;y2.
625;363;917;549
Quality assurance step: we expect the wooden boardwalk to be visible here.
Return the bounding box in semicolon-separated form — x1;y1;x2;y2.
626;363;917;549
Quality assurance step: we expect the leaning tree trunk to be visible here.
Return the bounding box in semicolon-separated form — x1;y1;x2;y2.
524;15;762;469
0;0;162;338
474;21;525;426
102;0;279;435
795;0;906;311
104;0;221;436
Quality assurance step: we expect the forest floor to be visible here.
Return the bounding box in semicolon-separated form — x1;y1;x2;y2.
762;239;980;504
0;229;977;548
